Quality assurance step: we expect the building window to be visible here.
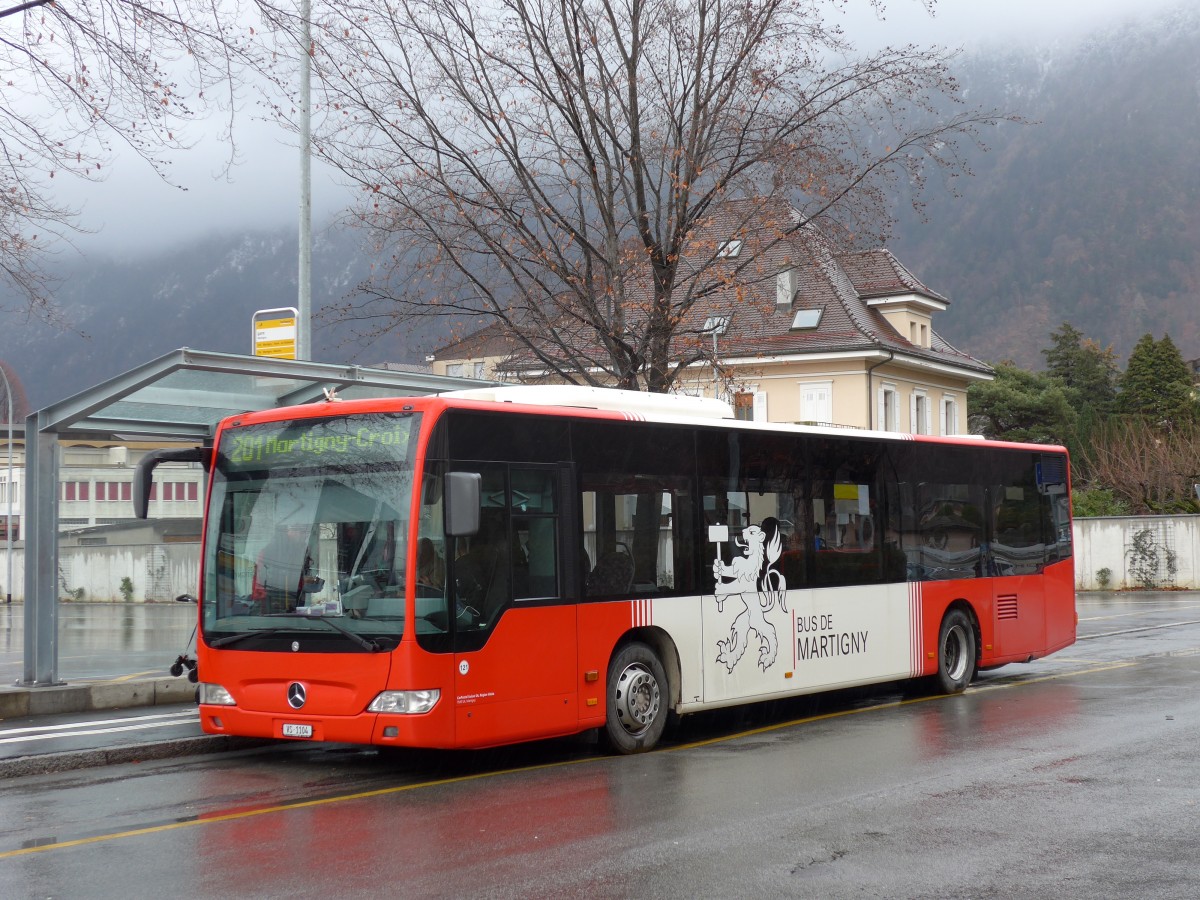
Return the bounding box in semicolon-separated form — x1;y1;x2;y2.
920;323;929;347
800;382;832;425
717;239;743;258
188;482;199;502
61;481;90;502
941;395;959;436
790;308;822;330
446;363;464;377
731;387;767;422
879;384;898;432
733;393;754;421
912;390;930;435
97;481;125;502
473;362;486;379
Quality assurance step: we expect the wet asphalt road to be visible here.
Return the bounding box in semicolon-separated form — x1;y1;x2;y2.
2;592;1200;898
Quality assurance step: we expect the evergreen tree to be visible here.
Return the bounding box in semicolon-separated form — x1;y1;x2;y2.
1042;322;1120;480
1043;322;1119;412
1117;333;1198;429
968;363;1076;444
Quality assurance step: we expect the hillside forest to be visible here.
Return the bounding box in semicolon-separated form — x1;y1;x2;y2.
969;323;1200;514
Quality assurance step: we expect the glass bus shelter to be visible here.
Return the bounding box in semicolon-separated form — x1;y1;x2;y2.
20;348;489;686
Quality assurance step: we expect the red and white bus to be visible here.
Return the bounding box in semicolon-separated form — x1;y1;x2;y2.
137;385;1075;753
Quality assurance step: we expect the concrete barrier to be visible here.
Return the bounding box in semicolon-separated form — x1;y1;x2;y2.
0;676;195;719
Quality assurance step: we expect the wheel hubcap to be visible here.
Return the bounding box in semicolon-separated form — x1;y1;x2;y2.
614;662;661;736
944;624;969;682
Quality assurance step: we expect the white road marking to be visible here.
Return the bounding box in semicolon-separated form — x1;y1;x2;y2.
0;710;199;744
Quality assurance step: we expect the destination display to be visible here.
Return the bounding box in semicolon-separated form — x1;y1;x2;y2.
220;413;419;471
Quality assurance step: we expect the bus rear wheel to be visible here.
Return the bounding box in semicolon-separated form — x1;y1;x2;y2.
935;608;977;694
603;641;668;754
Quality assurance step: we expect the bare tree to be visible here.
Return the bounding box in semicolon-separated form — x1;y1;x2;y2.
0;0;274;314
303;0;1008;391
1084;419;1200;514
0;358;29;422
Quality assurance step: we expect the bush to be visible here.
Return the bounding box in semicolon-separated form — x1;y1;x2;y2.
1072;487;1132;518
120;577;135;603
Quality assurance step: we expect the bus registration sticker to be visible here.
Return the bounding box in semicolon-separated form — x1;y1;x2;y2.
282;723;314;738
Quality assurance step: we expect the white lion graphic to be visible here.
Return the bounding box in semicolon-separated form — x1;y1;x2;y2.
713;518;787;672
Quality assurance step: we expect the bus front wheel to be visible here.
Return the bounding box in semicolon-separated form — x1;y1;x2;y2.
603;642;668;754
935;608;977;694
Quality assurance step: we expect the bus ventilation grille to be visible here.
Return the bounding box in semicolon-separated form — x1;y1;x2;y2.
997;595;1019;620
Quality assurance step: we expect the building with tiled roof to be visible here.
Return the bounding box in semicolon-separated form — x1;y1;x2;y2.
428;201;993;434
428;321;516;382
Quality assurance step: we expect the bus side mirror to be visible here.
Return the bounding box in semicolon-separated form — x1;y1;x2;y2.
445;471;481;537
133;447;209;518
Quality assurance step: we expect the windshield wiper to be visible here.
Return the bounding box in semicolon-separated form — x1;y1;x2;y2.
209;627;293;649
301;614;383;652
208;616;383;652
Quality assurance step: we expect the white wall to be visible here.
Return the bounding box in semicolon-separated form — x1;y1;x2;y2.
1073;515;1200;591
4;543;200;602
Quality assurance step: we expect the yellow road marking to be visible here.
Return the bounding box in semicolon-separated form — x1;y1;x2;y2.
0;756;593;860
0;657;1147;860
109;671;158;683
669;659;1140;751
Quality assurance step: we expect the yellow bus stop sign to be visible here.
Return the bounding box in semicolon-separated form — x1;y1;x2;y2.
253;307;299;359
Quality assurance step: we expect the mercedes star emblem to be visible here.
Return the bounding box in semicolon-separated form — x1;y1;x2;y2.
287;682;307;709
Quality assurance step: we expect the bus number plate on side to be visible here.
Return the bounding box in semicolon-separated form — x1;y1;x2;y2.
282;723;314;738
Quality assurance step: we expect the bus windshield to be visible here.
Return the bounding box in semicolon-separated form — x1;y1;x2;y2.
201;411;422;651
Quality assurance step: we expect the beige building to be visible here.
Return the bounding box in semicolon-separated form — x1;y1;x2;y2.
0;428;204;543
429;205;993;434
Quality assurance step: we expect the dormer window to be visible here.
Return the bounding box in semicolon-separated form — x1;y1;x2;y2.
790;308;822;330
717;240;743;259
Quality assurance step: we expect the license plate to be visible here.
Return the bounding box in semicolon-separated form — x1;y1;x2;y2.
282;723;313;738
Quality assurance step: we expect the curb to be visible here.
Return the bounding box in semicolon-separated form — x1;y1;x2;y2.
0;677;196;719
0;735;274;780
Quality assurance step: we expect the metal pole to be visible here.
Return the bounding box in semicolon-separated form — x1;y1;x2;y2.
0;367;10;604
712;330;720;399
297;0;313;361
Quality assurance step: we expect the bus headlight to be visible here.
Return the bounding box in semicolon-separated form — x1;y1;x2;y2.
198;683;236;706
368;689;440;714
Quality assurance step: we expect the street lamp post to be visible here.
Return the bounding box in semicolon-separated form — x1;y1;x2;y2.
0;367;12;604
297;0;312;361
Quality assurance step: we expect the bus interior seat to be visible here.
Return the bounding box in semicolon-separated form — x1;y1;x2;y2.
586;551;635;596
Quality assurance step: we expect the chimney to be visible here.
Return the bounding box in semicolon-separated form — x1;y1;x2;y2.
776;269;797;310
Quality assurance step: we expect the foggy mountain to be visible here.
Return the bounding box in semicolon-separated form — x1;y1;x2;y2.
3;3;1199;411
887;3;1200;368
1;226;458;411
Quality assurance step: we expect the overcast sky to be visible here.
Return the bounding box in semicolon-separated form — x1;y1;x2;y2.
53;0;1183;260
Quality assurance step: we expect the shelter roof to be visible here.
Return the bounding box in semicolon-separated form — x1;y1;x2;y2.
34;347;490;441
